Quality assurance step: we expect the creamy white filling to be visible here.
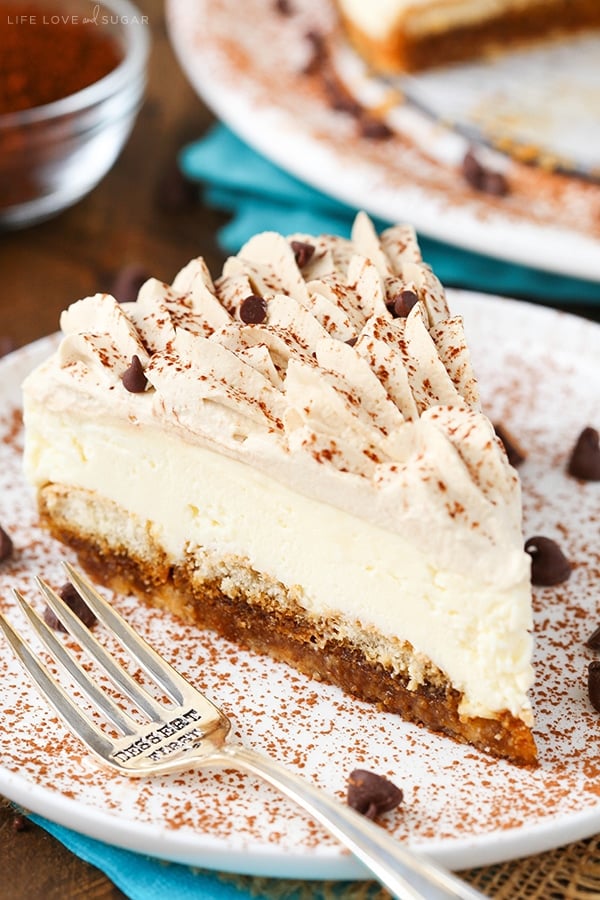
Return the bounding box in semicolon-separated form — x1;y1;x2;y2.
24;402;533;723
337;0;553;40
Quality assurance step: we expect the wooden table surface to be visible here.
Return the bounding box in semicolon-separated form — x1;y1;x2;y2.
1;2;599;898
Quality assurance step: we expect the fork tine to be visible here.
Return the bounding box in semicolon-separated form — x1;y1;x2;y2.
63;562;199;707
0;609;114;762
13;589;137;736
37;576;168;722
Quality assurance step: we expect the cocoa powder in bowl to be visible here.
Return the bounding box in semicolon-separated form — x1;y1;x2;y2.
0;5;121;116
0;0;148;227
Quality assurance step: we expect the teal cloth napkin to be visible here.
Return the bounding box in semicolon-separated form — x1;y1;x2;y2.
28;812;380;899
180;124;600;306
24;123;599;899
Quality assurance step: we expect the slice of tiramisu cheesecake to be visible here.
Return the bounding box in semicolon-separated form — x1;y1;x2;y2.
335;0;600;72
22;212;536;765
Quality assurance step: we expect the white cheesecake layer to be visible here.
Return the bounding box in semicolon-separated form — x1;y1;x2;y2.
24;400;533;724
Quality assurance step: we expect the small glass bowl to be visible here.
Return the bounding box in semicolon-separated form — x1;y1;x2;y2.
0;0;149;229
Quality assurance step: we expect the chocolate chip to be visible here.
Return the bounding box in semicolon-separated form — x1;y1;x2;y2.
494;423;526;468
332;92;362;118
585;625;600;651
462;149;484;187
388;289;418;318
12;813;29;832
359;117;393;140
0;525;13;562
482;170;509;196
240;295;267;325
43;582;97;632
305;29;325;54
274;0;294;14
109;264;149;303
122;355;147;393
0;336;16;358
346;336;358;347
347;769;403;820
155;161;198;214
461;149;508;196
61;582;97;628
567;427;600;481
291;240;315;268
303;30;327;75
525;536;572;586
321;69;363;117
43;606;65;631
588;661;600;713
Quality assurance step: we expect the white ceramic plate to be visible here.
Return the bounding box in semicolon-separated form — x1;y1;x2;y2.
1;294;600;880
399;33;600;178
166;0;600;283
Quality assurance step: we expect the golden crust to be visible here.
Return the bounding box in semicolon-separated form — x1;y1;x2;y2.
38;483;538;766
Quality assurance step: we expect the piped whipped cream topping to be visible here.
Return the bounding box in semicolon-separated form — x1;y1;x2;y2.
28;213;526;586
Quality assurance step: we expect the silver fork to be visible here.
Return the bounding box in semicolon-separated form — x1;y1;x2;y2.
0;562;487;900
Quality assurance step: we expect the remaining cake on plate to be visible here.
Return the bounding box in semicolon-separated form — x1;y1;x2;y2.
22;213;537;765
335;0;600;72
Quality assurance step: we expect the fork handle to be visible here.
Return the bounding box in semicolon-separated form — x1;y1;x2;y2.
216;744;486;900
